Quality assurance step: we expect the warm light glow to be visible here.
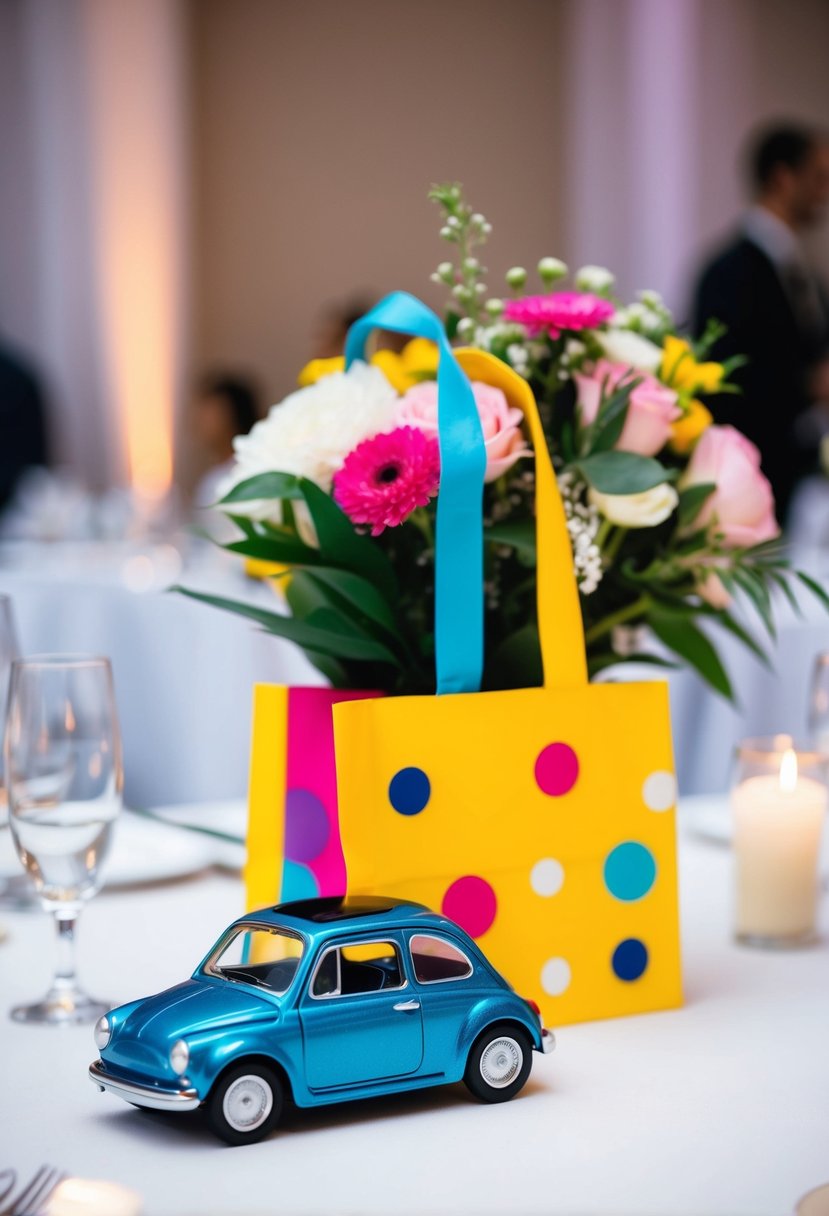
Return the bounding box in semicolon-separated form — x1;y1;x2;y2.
64;701;76;733
780;748;798;793
84;0;184;501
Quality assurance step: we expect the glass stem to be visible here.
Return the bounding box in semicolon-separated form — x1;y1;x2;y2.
53;910;79;992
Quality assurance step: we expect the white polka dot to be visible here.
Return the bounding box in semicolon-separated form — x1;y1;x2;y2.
541;957;571;996
642;770;676;812
530;858;565;897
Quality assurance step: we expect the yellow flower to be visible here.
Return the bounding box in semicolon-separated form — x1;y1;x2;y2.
661;335;724;395
669;399;713;454
296;339;439;393
297;356;345;387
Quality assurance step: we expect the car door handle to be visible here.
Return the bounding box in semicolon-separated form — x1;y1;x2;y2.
393;999;420;1012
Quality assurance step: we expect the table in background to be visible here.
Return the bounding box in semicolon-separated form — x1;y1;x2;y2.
0;541;321;808
0;802;826;1216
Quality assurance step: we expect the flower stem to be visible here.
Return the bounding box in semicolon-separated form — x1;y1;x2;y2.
585;594;650;645
602;525;629;565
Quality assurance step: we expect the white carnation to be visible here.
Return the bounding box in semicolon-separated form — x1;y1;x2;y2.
597;328;664;373
217;362;398;539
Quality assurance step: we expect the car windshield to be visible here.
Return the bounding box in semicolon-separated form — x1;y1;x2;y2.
204;925;305;995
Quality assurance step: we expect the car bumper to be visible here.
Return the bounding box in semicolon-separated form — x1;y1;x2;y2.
89;1059;201;1112
541;1028;556;1054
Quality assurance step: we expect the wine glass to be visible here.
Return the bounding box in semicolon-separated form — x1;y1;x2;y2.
4;655;123;1024
808;651;829;755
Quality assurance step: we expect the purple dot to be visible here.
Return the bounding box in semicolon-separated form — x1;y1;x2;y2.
535;742;579;796
284;788;331;862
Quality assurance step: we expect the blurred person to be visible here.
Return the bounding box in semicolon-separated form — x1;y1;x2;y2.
692;121;829;524
0;339;49;512
311;295;376;358
191;372;260;512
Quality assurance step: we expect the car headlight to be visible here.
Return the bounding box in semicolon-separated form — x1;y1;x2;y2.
169;1039;189;1076
93;1015;111;1050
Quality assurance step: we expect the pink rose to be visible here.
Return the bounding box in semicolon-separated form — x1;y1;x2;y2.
396;380;530;483
575;358;681;456
681;425;779;547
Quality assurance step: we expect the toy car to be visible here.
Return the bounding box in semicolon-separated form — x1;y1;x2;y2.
89;895;555;1144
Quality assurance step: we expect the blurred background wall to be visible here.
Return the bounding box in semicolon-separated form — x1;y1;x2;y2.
2;0;829;498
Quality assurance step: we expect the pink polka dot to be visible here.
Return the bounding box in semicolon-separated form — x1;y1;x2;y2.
442;876;497;938
535;742;579;796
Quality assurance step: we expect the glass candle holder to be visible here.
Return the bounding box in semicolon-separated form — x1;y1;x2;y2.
731;736;827;948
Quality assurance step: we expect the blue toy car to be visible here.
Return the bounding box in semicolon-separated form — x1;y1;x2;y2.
89;895;555;1143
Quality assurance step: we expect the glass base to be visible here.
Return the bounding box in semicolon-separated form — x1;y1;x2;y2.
736;928;818;950
11;985;109;1026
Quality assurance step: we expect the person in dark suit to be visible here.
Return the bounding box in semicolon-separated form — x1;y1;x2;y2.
692;123;829;524
0;342;49;512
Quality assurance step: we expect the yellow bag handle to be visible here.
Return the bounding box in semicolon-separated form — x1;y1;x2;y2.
456;348;588;688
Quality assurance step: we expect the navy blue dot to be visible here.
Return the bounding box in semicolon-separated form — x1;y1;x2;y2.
612;938;648;982
388;767;431;816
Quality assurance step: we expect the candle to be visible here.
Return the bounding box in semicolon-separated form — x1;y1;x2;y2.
732;746;827;945
45;1178;143;1216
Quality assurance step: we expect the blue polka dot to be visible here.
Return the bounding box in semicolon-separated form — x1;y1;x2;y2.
281;860;319;901
612;938;649;981
388;767;431;816
603;842;656;902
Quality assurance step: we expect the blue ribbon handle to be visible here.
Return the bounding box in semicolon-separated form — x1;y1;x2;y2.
345;291;486;695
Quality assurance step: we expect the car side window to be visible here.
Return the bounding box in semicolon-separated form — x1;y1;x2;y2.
410;934;473;984
310;940;405;998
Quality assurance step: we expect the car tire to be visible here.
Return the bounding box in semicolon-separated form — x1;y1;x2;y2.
206;1063;284;1145
463;1024;532;1104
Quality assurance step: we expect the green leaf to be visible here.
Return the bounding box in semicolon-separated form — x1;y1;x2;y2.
219;472;304;505
575;451;672;494
767;570;803;619
293;566;399;635
732;567;775;638
284;571;330;619
649;611;733;699
716;611;771;668
298;478;398;601
588;378;638;454
588;651;678;677
796;571;829;614
677;482;716;529
173;587;400;665
485;520;537;559
224;534;321;565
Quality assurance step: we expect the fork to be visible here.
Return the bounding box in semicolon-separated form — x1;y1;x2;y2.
0;1166;66;1216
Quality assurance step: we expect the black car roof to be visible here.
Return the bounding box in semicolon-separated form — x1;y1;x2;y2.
272;895;429;924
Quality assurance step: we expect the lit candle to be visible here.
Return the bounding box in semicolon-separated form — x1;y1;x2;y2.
732;746;827;945
45;1178;143;1216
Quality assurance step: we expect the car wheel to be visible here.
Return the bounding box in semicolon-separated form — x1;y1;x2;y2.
206;1064;283;1145
463;1024;532;1104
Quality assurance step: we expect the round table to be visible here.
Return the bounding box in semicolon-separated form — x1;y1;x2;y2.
0;798;826;1216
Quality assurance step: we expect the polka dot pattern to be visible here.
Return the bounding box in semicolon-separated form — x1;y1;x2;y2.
604;841;657;902
281;859;319;902
612;938;648;982
530;858;565;897
535;742;579;797
285;788;331;862
442;876;497;938
541;957;571;996
388;767;431;816
642;771;676;813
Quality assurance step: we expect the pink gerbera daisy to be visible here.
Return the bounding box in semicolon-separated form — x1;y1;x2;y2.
333;426;440;536
504;291;615;339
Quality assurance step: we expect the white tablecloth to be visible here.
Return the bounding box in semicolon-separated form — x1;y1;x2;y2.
1;803;827;1216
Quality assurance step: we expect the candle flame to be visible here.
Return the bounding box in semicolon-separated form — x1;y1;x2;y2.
780;748;798;792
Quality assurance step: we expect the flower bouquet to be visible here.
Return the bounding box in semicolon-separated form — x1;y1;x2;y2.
180;184;827;699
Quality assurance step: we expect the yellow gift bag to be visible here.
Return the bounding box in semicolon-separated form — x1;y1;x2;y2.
333;300;682;1027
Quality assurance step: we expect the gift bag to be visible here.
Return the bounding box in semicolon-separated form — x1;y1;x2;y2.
333;293;682;1027
244;685;380;910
